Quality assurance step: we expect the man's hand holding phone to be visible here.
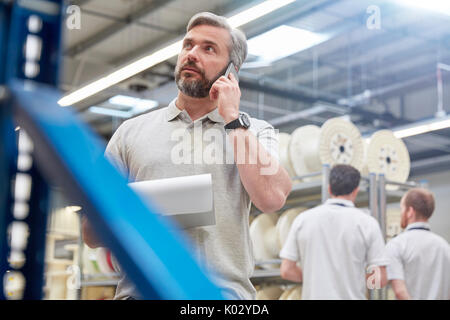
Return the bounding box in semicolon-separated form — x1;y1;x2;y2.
210;62;241;124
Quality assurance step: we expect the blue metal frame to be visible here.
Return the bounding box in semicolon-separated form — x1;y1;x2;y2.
6;0;63;85
0;0;224;300
0;99;17;300
0;0;16;300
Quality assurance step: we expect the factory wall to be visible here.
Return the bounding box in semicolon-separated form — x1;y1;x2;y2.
414;169;450;242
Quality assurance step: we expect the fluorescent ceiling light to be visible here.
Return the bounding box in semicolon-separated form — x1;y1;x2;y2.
247;25;328;63
58;0;296;107
89;95;159;118
393;115;450;138
109;95;159;111
59;41;181;106
88;106;132;118
395;0;450;16
66;205;82;212
227;0;295;28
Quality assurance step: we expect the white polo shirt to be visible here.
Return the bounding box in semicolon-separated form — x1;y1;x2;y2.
280;198;389;300
385;222;450;300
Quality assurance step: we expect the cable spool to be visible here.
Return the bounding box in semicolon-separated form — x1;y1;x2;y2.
363;130;410;190
276;207;305;251
4;271;25;300
256;285;284;300
250;213;279;268
289;118;365;181
279;286;294;300
319;118;365;171
386;207;403;240
278;132;296;178
279;285;302;300
286;285;302;300
289;125;322;181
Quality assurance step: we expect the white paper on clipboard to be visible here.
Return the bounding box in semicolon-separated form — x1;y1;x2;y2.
128;174;215;229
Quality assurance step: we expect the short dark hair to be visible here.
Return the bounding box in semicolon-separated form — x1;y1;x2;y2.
329;164;361;196
403;188;435;219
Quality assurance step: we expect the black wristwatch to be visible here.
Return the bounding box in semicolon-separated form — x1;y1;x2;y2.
224;113;251;130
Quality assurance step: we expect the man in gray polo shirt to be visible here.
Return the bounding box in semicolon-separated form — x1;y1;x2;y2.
82;12;292;300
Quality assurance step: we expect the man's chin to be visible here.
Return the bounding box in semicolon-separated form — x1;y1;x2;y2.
178;85;209;98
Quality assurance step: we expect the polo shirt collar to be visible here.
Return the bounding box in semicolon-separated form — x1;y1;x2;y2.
325;198;355;208
166;98;182;121
406;221;431;231
205;107;224;123
166;98;224;123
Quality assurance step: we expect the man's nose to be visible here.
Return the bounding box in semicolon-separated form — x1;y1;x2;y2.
186;45;200;62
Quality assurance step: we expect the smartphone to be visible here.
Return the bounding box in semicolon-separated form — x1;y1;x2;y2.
224;62;239;83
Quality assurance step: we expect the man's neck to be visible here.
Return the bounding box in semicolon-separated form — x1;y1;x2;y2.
407;218;429;226
332;195;355;203
176;92;217;121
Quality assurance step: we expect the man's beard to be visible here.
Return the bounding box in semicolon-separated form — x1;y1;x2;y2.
175;61;228;98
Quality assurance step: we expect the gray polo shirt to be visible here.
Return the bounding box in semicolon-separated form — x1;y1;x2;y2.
105;98;278;300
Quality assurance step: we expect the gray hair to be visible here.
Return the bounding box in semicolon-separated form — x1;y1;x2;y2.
187;12;247;70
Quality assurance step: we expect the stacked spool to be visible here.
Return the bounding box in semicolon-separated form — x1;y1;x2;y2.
255;285;302;300
3;271;25;300
279;118;410;186
386;207;403;241
279;285;302;300
362;130;410;189
255;285;284;300
281;117;366;182
250;208;304;269
289;125;322;181
278;133;296;178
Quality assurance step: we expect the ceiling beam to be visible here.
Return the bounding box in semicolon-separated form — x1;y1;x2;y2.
107;0;261;67
410;154;450;177
69;0;91;6
65;0;173;57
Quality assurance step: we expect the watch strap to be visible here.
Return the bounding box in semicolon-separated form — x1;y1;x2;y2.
224;117;242;130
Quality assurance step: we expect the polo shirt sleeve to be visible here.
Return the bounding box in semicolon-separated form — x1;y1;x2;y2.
105;124;129;180
385;240;405;280
249;119;279;161
279;219;301;262
366;217;389;267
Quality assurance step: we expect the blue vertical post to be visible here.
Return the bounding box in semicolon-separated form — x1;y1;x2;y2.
1;0;64;299
0;1;14;300
0;106;17;300
21;165;50;299
3;0;224;299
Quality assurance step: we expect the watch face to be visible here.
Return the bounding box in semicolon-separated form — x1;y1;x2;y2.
240;113;250;128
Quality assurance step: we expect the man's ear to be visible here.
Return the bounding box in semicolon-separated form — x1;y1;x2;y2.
351;186;360;198
328;185;333;197
406;206;416;220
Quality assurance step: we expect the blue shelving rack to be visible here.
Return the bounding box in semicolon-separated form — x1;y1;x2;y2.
0;0;223;300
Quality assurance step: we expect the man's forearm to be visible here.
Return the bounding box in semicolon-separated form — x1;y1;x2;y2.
228;128;292;212
280;260;303;283
391;280;411;300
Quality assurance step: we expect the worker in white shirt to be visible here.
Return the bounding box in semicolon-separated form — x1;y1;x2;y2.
280;164;388;299
385;188;450;300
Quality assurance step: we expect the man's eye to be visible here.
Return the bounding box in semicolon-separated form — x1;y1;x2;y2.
184;43;192;49
205;46;214;52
